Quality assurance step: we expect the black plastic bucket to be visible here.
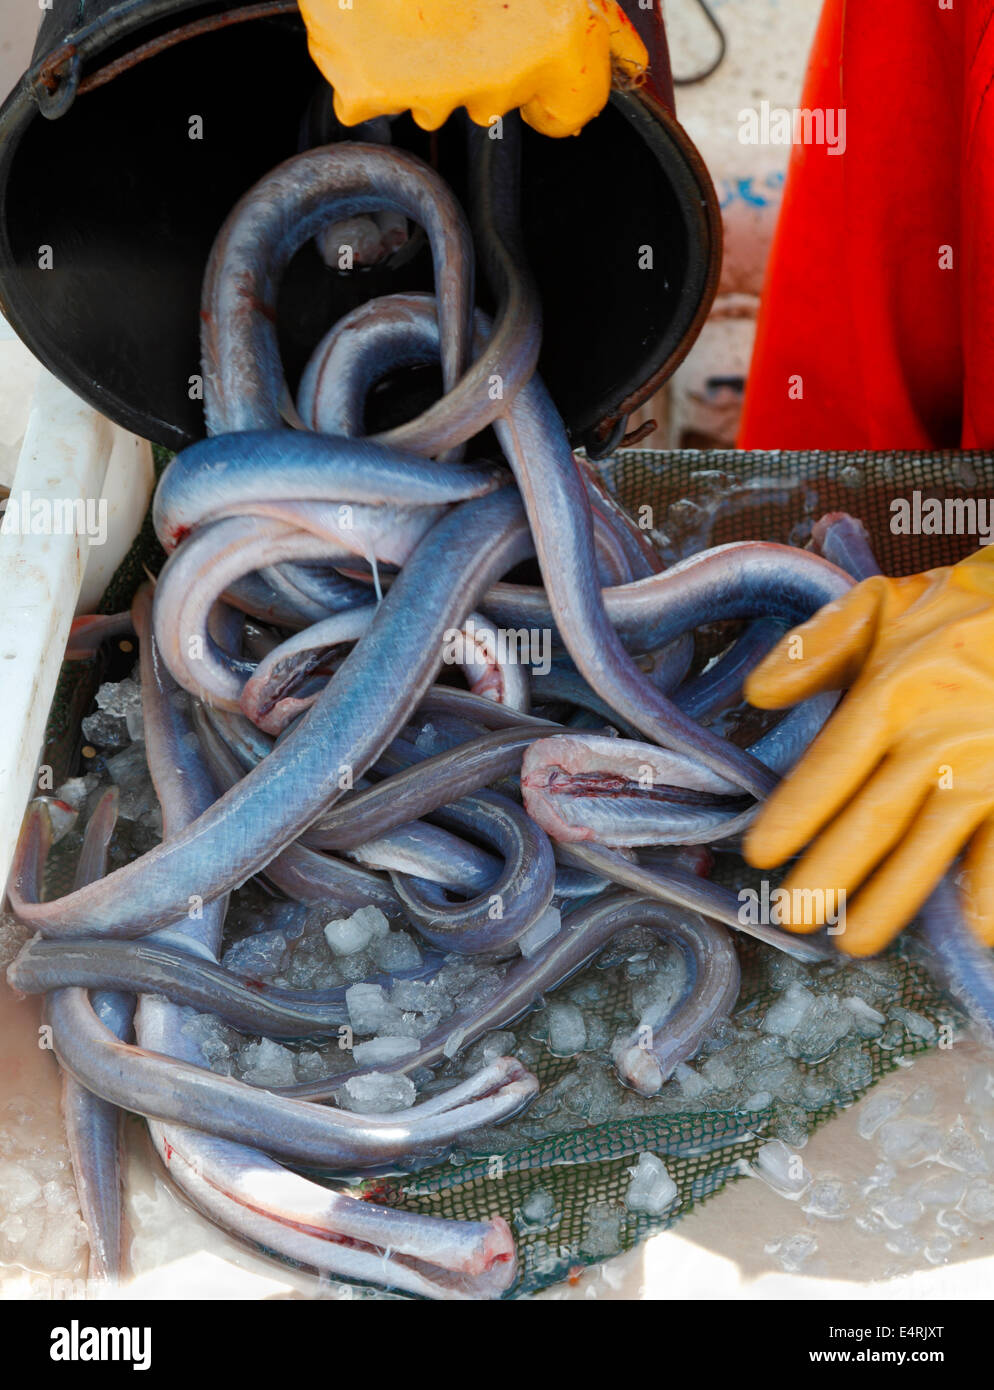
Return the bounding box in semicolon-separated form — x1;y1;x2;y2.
0;0;720;454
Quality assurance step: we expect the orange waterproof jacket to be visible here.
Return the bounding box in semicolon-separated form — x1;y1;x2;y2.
738;0;994;451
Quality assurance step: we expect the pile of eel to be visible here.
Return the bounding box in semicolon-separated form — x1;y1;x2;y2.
5;119;951;1299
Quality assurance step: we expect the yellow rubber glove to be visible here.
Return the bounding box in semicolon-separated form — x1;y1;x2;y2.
743;546;994;956
299;0;648;138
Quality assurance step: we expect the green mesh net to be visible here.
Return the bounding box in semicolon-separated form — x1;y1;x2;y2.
44;447;994;1296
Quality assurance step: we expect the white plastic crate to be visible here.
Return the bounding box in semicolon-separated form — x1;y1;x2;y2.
0;317;154;891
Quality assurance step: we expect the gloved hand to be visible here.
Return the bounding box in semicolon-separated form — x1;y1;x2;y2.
298;0;647;138
743;546;994;955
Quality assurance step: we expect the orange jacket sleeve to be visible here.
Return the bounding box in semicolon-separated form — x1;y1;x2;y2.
738;0;994;451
